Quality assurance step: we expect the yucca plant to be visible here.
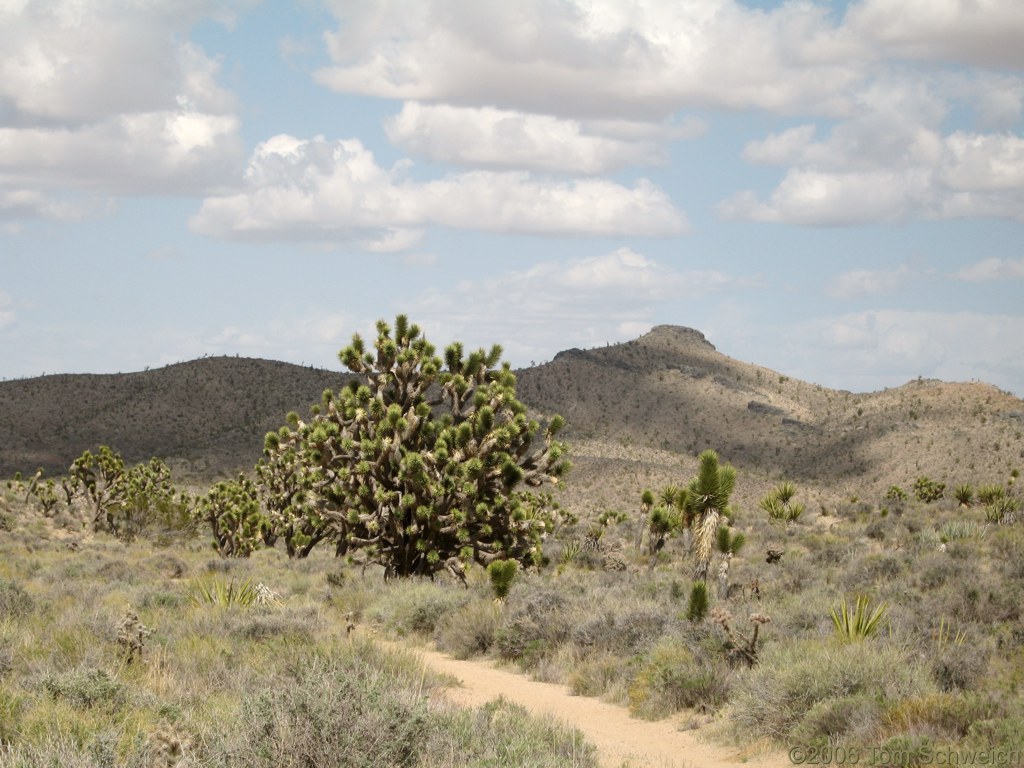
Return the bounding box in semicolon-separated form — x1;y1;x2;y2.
953;484;974;507
189;576;264;608
760;481;804;522
487;559;518;601
830;595;889;642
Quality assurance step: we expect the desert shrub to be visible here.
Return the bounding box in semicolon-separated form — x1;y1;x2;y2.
789;694;887;748
143;554;188;579
366;580;471;637
0;686;23;746
964;712;1024;755
434;598;501;659
0;579;33;618
220;649;429;768
730;639;934;742
628;637;730;719
43;667;126;711
0;506;14;532
568;652;631;699
884;692;1001;742
571;606;668;657
424;697;597;768
495;584;572;667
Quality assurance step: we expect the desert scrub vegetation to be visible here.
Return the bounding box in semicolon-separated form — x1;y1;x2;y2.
0;501;597;767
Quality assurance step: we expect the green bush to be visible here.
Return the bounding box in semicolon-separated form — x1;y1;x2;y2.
0;579;32;619
367;581;471;637
43;667;125;711
495;585;572;667
628;638;730;719
222;648;429;768
730;639;934;742
434;598;501;659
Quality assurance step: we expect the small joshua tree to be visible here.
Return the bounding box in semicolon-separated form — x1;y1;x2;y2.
194;475;271;558
487;559;518;601
715;525;746;598
686;581;709;622
686;450;736;582
66;447;180;539
266;315;570;578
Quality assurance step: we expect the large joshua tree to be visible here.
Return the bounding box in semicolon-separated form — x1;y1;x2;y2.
686;449;736;582
265;315;570;578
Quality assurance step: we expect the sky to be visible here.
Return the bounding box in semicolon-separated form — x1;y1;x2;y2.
2;0;1024;397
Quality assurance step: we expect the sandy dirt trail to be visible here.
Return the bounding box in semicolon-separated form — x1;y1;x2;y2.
377;636;792;768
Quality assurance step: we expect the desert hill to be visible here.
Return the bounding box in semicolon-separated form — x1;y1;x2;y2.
0;357;342;480
1;326;1021;511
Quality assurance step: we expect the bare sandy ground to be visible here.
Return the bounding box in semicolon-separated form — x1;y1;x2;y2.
377;636;792;768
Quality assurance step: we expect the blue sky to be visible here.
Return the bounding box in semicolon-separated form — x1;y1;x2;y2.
2;0;1023;396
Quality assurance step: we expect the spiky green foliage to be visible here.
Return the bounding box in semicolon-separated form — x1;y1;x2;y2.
885;485;908;502
914;476;946;503
984;494;1021;525
194;475;270;558
267;315;570;578
760;481;804;522
188;576;264;607
716;525;746;556
953;484;974;507
686;581;709;622
977;484;1007;505
65;447;183;539
255;445;329;559
686;450;736;582
487;559;519;600
830;595;890;642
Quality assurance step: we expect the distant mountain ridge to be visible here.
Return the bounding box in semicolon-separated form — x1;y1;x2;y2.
2;327;1021;509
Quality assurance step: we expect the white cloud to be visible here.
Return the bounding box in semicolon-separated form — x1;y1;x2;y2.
0;0;244;211
827;265;917;299
405;248;742;365
845;0;1024;69
954;257;1024;282
743;125;818;165
724;123;1024;225
385;102;667;173
0;113;243;196
190;135;688;243
719;168;933;226
315;0;864;119
733;309;1024;395
940;132;1024;192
